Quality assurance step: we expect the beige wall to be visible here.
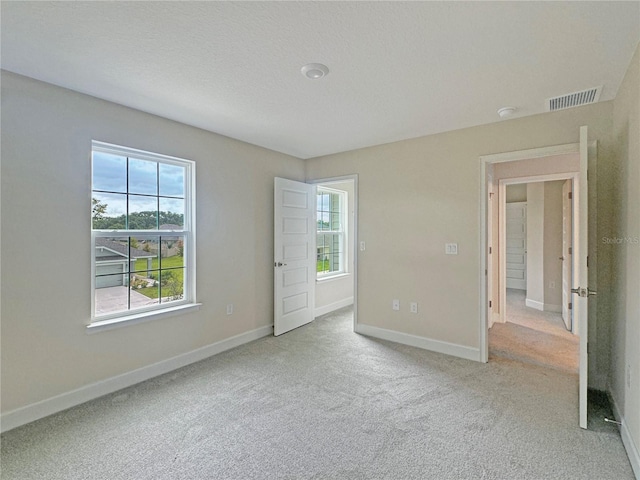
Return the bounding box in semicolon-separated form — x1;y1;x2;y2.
0;71;305;413
526;183;545;307
609;44;640;458
306;101;614;365
543;181;564;310
506;184;527;203
314;180;355;313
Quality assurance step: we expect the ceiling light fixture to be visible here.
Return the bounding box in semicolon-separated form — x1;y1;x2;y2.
497;106;517;118
301;63;329;79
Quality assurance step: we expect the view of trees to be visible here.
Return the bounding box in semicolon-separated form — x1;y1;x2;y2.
92;198;183;229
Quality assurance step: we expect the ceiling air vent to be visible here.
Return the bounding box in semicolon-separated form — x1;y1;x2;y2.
547;86;602;112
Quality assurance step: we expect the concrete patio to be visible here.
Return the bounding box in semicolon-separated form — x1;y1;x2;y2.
94;286;158;316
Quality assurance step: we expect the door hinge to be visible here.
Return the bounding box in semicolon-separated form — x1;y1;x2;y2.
489;247;492;254
485;269;488;276
489;300;492;308
587;255;589;268
569;302;572;310
569;246;572;255
489;192;494;199
568;192;572;200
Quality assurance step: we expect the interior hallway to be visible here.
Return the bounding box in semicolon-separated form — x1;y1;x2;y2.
489;289;579;373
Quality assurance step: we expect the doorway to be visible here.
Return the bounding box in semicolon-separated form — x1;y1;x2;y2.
491;178;579;374
479;127;595;429
273;175;358;336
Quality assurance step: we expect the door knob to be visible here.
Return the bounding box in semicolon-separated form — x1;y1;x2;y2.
274;262;287;267
559;256;564;261
571;287;597;297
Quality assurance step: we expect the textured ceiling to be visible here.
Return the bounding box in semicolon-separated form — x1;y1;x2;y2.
2;2;639;159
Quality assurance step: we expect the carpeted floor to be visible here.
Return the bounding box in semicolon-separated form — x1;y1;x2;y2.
489;289;579;373
1;307;633;479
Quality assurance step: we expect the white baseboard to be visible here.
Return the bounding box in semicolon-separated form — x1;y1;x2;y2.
525;298;544;311
610;393;640;479
315;296;354;318
1;324;273;433
355;323;480;362
544;303;562;313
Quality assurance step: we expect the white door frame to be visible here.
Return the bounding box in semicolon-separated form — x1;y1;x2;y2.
479;142;580;363
497;173;579;325
307;174;359;331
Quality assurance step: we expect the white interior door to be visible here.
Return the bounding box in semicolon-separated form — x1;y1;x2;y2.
575;126;591;429
487;169;495;328
274;177;316;336
505;202;527;290
562;179;573;330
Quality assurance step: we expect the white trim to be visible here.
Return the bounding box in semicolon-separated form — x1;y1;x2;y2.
479;143;580;164
316;272;350;283
525;299;544;311
87;303;202;333
355;324;480;362
314;296;354;318
1;324;272;433
610;394;640;479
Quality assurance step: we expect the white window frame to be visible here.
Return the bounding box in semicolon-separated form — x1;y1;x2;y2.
89;141;197;330
316;186;347;279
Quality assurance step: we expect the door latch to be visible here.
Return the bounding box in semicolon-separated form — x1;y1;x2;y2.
571;287;597;297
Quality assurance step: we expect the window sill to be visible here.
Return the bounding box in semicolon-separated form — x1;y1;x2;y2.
316;272;351;283
87;303;202;334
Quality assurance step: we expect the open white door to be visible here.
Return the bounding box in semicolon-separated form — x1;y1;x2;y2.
575;125;594;429
274;177;316;336
562;179;573;331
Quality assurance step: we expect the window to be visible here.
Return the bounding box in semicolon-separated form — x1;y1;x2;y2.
91;141;195;322
316;187;346;277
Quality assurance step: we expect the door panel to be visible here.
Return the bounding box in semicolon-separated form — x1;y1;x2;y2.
576;126;590;429
562;179;573;330
274;177;316;336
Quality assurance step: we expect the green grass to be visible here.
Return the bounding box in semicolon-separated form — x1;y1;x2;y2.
132;255;184;299
317;259;329;272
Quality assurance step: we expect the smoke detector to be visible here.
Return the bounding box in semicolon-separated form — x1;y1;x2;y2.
497;107;516;118
301;63;329;79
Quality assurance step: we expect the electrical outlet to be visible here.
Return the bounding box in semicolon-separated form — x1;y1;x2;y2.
392;299;400;311
226;304;233;315
445;243;458;255
360;241;366;251
410;302;418;314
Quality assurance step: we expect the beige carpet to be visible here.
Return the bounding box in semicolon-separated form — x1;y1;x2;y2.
2;307;632;479
489;289;579;373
